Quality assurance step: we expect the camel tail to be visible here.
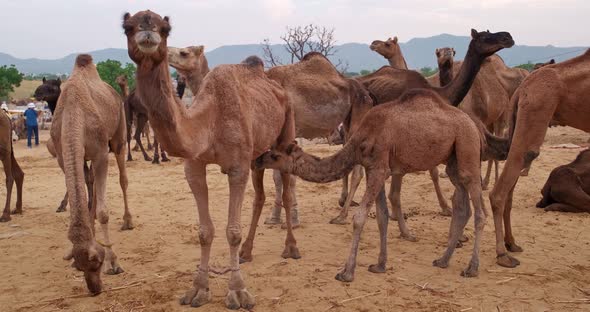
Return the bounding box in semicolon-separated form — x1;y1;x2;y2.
483;128;510;161
507;91;520;150
61;109;93;245
297;141;357;183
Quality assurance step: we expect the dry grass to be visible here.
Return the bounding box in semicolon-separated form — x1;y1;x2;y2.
8;80;42;101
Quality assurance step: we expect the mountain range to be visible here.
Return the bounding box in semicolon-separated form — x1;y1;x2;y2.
1;34;586;74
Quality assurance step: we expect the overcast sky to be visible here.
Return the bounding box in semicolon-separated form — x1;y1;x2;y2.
2;0;589;59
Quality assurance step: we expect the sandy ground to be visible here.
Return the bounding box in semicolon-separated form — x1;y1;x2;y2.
1;127;589;312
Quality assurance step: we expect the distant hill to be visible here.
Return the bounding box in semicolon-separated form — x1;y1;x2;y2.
1;34;586;74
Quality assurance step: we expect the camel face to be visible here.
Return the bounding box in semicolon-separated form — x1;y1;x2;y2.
255;143;302;172
470;29;514;58
168;46;204;74
34;78;61;102
436;47;455;67
370;37;399;59
123;11;170;62
115;74;127;86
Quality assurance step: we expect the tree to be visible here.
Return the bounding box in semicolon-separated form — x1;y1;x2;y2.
359;69;373;76
96;59;136;93
0;65;24;100
514;62;534;72
262;24;348;72
419;66;438;77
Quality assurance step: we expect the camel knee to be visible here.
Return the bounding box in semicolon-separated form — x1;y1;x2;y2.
199;226;214;247
523;151;540;168
352;212;367;231
97;210;109;224
226;224;242;246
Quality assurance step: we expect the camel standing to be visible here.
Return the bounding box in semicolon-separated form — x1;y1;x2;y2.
0;111;24;222
123;11;299;309
256;87;490;281
490;49;590;268
117;74;154;152
168;46;210;95
51;54;132;294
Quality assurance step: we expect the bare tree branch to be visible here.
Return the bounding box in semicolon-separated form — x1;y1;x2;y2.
262;38;283;67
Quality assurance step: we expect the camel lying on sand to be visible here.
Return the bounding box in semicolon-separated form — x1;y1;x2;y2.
123;10;299;309
490;49;590;269
0;112;24;222
536;149;590;213
51;54;132;294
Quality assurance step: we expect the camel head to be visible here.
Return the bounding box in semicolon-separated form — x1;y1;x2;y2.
435;47;455;67
34;77;61;103
115;74;128;86
370;36;400;59
168;46;205;76
122;10;171;65
72;243;105;295
533;59;555;71
469;29;514;58
255;142;303;172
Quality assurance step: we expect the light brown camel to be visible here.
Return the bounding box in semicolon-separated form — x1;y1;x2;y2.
123;11;298;309
256;87;490;281
489;49;590;268
258;52;373;227
348;30;514;240
117;72;153;153
168;45;210;95
370;36;408;69
0;111;24;222
51;54;132;294
434;49;515;190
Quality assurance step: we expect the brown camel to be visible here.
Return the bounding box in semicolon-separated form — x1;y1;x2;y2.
434;49;516;190
123;11;298;309
256;87;490;281
490;49;590;268
115;75;153;151
370;36;408;69
51;54;132;294
0;111;24;222
534;59;555;71
168;46;210;95
34;77;61;114
258;52;373;227
536;149;590;213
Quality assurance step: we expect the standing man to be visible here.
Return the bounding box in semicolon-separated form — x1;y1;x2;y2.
24;102;39;148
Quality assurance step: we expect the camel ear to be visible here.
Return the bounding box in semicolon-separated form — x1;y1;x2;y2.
286;142;298;155
192;46;204;55
42;77;46;83
161;16;171;36
393;36;398;43
549;59;555;64
56;78;61;85
452;49;456;56
123;12;131;21
471;29;479;39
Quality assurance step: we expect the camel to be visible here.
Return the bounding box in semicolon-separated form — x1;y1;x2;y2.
534;59;555;71
536;149;590;213
123;11;299;309
51;54;132;294
168;46;210;95
256;87;491;281
115;74;154;151
489;49;590;268
434;49;517;190
370;36;408;69
0;111;24;222
34;77;61;114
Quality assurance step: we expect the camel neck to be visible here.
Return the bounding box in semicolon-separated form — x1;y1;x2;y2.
438;61;454;87
185;65;209;95
290;143;357;183
388;50;408;70
135;59;208;158
438;43;483;106
118;84;129;98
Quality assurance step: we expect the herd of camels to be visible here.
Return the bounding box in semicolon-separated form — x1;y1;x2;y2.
1;9;589;310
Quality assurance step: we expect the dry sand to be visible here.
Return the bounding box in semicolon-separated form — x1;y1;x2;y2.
1;127;589;312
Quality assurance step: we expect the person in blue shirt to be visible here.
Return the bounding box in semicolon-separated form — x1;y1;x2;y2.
24;102;39;148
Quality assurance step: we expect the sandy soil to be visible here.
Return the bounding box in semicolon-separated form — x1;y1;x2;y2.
1;127;589;312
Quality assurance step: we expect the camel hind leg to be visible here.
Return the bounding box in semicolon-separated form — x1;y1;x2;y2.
239;166;266;263
1;154;14;222
389;173;417;241
10;152;24;215
134;116;152;162
429;167;451;216
331;165;363;224
368;188;389;274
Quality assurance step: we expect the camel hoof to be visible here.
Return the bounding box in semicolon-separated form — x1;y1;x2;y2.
432;258;449;269
56;206;67;213
335;269;354;283
105;266;124;275
400;233;418;242
460;235;469;243
390;213;408;221
460;261;479;277
120;220;134;231
10;209;22;215
482;182;490;191
281;219;301;230
439;172;448;178
281;244;301;260
505;243;523;253
368;264;386;274
264;216;283;225
519;171;529;177
439;208;452;217
0;214;11;222
180;287;211;307
350;201;359;207
496;254;520;268
338;199;359;208
162;157;171;162
329;216;349;225
225;289;255;310
239;247;253;264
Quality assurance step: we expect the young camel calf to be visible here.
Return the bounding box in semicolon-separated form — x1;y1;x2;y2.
257;88;488;281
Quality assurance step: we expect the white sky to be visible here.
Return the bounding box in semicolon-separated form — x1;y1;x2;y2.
2;0;589;59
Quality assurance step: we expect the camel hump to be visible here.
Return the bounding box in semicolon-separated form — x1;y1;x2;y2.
242;56;264;69
302;52;327;61
76;54;93;67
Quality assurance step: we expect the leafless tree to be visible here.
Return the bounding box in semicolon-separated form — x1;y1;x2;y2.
262;24;348;72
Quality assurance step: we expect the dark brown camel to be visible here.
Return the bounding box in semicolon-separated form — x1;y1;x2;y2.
34;77;61;114
0;111;24;222
536;149;590;213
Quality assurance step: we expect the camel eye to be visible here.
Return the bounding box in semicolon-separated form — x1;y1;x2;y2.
385;43;391;47
180;51;189;57
271;154;281;161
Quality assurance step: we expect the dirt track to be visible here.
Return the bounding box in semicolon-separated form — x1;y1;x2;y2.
1;127;589;312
